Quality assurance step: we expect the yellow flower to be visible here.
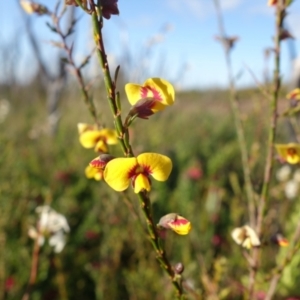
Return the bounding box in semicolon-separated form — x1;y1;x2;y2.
275;143;300;164
158;213;192;235
231;225;260;249
104;153;172;193
85;155;115;181
77;123;118;153
267;0;277;5
85;165;103;181
286;88;300;100
125;78;175;113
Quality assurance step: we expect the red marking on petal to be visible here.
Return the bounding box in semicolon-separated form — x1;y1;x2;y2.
90;159;106;169
141;164;152;175
287;148;297;158
171;218;189;226
127;164;139;178
140;86;163;101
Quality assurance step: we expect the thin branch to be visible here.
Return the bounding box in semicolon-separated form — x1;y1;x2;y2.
86;1;185;298
249;1;285;298
22;226;41;300
212;0;255;228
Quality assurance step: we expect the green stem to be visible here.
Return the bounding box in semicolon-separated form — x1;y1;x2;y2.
137;193;184;299
264;221;300;300
248;2;284;298
51;10;98;124
0;211;5;300
213;0;255;227
87;1;184;297
89;1;132;157
22;226;41;300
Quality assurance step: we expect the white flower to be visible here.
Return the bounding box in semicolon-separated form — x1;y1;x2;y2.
49;231;67;253
37;205;70;233
28;205;70;253
284;179;299;200
293;169;300;183
276;165;291;182
231;225;260;249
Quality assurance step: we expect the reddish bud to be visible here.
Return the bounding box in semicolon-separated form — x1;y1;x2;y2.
90;154;115;169
129;98;156;119
101;0;119;19
158;213;192;235
279;29;294;41
20;1;48;15
174;262;184;274
271;233;289;247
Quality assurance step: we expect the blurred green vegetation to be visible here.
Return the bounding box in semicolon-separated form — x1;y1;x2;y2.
0;82;299;300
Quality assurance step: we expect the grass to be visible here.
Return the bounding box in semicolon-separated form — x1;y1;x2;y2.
0;82;299;299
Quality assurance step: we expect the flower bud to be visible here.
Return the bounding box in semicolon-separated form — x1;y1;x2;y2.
86;155;115;181
129;98;157;119
174;262;184;275
271;233;289;247
158;213;192;235
90;154;115;169
101;0;119;20
286;88;300;100
20;1;48;15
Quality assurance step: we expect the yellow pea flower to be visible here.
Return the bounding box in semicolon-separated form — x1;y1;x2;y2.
85;155;115;181
275;143;300;164
158;213;192;235
77;123;118;153
267;0;277;5
125;78;175;113
104;153;172;193
85;165;103;181
286;88;300;100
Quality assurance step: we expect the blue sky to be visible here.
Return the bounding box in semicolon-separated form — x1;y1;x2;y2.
1;0;300;90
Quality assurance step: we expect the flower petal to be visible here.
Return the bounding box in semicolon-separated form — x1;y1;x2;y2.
137;153;172;181
133;173;151;193
166;215;192;235
125;78;175;107
244;225;260;247
275;143;300;164
286;88;300;100
152;101;167;113
125;83;143;105
231;227;244;245
231;225;260;249
85;165;103;181
143;78;175;106
79;131;102;148
99;128;118;145
77;123;93;134
104;157;137;191
95;140;108;153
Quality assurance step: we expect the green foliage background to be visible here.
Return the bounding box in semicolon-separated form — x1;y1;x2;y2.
1;84;299;300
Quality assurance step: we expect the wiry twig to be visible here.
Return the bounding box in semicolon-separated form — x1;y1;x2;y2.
86;1;184;298
49;6;98;124
212;0;255;228
21;224;41;300
264;221;300;299
249;1;285;298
